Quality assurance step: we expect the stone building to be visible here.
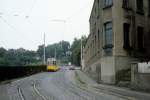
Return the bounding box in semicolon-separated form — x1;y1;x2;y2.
84;0;150;84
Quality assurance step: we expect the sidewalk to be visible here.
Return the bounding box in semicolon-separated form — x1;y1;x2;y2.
0;84;10;100
74;70;150;100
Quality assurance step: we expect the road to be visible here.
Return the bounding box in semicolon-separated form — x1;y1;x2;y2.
1;69;129;100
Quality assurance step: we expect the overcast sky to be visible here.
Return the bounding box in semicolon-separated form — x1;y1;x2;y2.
0;0;94;50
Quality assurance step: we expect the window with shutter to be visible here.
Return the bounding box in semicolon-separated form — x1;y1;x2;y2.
149;0;150;16
123;23;130;49
122;0;130;9
137;26;144;51
136;0;144;14
98;30;100;49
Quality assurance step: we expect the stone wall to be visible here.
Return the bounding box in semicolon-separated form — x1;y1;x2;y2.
131;63;150;92
0;65;47;81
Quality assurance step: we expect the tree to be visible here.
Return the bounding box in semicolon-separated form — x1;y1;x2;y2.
70;36;87;66
0;47;6;57
0;47;39;66
36;41;70;65
71;38;81;66
37;45;44;59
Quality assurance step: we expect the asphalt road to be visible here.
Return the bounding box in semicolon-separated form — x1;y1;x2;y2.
1;69;128;100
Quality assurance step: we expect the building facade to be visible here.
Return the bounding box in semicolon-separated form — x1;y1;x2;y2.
84;0;150;84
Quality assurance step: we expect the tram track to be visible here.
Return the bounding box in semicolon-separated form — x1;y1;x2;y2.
4;71;141;100
33;81;48;100
18;87;25;100
17;81;49;100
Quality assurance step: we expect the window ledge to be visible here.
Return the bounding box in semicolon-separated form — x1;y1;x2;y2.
136;10;144;15
123;45;132;50
103;44;113;49
103;5;113;9
138;47;145;52
122;7;132;10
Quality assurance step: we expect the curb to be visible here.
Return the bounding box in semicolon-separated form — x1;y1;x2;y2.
74;70;150;100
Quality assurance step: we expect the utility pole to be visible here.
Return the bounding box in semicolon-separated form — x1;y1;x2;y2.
81;38;83;61
43;33;46;65
55;47;56;59
81;37;85;70
81;38;83;68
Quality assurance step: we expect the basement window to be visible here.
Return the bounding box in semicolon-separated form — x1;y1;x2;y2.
103;0;113;8
123;23;130;49
136;0;144;15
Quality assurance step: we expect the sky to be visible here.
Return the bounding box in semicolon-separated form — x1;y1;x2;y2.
0;0;94;50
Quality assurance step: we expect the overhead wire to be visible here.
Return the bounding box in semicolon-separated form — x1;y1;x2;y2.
0;16;18;32
0;0;40;49
25;0;37;19
0;16;34;45
50;0;93;22
65;0;93;21
59;0;93;40
0;0;93;48
56;0;93;41
25;0;37;25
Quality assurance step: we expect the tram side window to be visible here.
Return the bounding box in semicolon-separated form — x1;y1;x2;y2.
53;61;56;65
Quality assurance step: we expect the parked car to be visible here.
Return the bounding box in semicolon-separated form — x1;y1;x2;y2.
69;66;75;70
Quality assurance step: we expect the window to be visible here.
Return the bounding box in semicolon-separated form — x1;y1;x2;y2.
137;27;144;51
104;22;113;47
136;0;144;14
149;0;150;16
95;35;96;43
122;0;130;9
103;0;113;8
94;23;96;34
123;23;130;49
95;35;96;54
98;30;100;49
97;0;100;18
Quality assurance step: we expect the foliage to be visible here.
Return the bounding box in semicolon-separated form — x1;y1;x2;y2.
0;48;38;66
37;41;70;60
70;36;87;66
0;37;87;66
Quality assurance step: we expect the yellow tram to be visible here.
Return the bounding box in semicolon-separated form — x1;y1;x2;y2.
47;58;59;72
